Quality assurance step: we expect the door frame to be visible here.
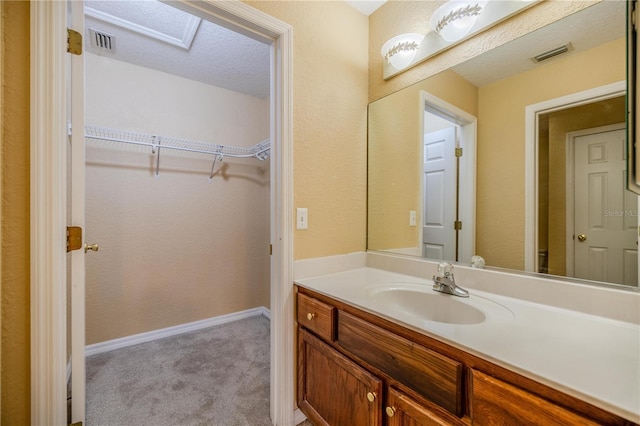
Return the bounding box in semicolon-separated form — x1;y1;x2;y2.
419;91;477;263
30;1;294;425
523;80;626;273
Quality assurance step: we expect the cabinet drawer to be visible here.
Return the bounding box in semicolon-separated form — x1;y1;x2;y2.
471;369;598;425
297;293;336;341
338;310;463;417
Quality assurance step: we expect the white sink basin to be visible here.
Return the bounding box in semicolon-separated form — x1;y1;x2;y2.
366;282;514;325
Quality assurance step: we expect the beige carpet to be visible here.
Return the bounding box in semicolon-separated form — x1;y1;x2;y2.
86;315;271;425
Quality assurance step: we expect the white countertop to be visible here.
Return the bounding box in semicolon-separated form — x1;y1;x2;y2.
295;267;640;423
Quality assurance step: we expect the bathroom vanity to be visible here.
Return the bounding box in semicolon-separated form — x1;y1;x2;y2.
294;266;639;426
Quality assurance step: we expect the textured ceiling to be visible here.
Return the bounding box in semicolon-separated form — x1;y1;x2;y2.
345;0;387;16
85;1;271;99
452;1;625;87
84;1;623;99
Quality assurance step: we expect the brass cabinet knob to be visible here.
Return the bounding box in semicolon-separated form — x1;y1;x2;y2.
366;392;377;403
385;406;397;417
306;312;315;321
577;234;587;242
84;243;99;253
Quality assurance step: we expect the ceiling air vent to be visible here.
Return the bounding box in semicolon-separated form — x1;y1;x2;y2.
89;29;116;53
531;43;572;63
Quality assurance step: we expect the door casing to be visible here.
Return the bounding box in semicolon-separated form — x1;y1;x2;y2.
30;1;294;424
420;91;477;263
524;81;626;273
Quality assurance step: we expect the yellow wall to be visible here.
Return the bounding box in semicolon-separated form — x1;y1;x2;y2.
476;38;625;270
1;2;30;424
245;1;369;260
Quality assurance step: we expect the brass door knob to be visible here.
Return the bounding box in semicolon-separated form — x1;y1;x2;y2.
306;313;315;321
84;243;99;253
577;234;587;242
366;392;377;402
385;406;397;417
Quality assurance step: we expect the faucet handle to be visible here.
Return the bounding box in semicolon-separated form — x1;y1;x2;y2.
437;262;453;277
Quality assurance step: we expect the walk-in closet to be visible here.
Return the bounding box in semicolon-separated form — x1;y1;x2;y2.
80;1;272;422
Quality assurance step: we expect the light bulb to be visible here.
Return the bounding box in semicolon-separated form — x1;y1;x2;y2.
380;33;424;70
430;1;485;43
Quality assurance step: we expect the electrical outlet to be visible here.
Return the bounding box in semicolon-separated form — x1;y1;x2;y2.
297;208;308;230
409;210;417;227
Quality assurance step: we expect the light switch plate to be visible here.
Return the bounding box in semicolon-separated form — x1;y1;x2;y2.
297;208;308;230
409;210;416;227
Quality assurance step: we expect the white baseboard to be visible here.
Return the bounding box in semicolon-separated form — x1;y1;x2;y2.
85;306;270;357
293;408;307;425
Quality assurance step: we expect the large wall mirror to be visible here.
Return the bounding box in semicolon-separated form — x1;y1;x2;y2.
368;0;639;290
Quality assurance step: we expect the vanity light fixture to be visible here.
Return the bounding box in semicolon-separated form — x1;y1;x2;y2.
430;0;486;42
381;0;540;79
381;33;425;70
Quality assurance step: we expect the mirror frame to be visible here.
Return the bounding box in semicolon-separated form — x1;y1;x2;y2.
628;0;640;194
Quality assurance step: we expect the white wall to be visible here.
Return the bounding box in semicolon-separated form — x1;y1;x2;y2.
84;52;270;344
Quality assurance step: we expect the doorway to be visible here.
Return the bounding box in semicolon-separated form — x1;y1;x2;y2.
526;80;639;287
30;2;294;424
420;91;477;263
81;1;272;421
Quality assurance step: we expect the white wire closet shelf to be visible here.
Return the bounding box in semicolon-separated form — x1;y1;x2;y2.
85;125;270;159
85;125;270;178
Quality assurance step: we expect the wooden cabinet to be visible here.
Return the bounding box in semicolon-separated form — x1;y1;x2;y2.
470;369;598;426
298;329;382;426
385;387;461;426
295;287;636;426
297;290;463;426
338;310;463;417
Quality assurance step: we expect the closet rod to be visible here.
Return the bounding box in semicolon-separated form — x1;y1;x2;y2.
84;125;270;160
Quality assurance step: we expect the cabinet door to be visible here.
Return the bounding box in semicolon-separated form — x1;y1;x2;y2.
386;387;463;426
298;329;383;426
471;369;598;426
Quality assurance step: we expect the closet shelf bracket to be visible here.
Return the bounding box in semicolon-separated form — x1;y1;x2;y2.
209;148;224;180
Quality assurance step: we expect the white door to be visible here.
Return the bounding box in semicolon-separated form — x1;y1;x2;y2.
573;126;638;286
68;0;87;422
423;126;457;260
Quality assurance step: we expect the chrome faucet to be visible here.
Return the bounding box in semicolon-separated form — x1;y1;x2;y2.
432;262;469;298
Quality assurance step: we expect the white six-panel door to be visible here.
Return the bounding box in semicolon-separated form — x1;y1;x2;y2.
573;125;638;286
423;126;457;260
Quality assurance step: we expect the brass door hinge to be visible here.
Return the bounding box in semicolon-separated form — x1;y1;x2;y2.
454;221;462;230
69;422;83;426
270;244;273;255
67;226;83;252
67;28;83;55
455;147;463;157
